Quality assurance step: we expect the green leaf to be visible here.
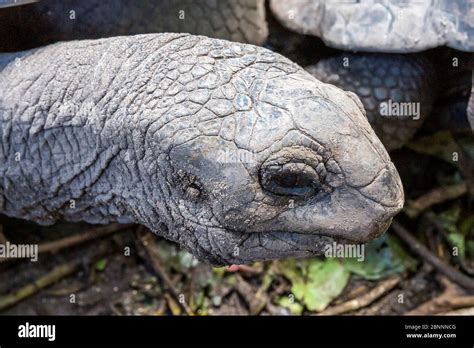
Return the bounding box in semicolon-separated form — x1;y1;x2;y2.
448;233;465;259
278;258;350;312
436;207;472;259
179;251;199;268
387;235;418;272
343;235;416;280
277;296;304;315
460;214;474;237
212;267;227;278
154;240;199;272
95;258;108;272
278;258;301;284
438;206;461;235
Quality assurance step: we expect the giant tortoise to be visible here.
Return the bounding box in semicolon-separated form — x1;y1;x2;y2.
0;0;404;265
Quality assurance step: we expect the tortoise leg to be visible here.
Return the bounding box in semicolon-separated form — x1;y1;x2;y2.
306;53;436;151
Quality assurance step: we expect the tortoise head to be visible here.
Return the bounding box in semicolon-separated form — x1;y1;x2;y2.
165;63;404;265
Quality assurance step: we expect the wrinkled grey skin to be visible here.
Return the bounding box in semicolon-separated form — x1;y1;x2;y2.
0;34;404;265
270;0;473;53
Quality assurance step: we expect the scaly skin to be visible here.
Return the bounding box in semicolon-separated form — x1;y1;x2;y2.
0;33;404;265
307;53;436;151
1;0;268;51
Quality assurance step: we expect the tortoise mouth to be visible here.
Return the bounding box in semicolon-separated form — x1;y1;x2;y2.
207;230;365;267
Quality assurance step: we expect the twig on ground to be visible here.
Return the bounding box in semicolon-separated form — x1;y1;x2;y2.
404;182;467;219
164;293;182;315
334;284;370;306
411;296;474;315
0;223;133;263
234;274;270;315
391;221;474;291
46;282;85;297
0;260;80;311
109;302;123;316
424;212;474;276
154;300;167;316
406;277;459;315
318;275;402;316
442;307;474;315
37;223;133;255
136;228;193;315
